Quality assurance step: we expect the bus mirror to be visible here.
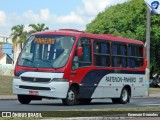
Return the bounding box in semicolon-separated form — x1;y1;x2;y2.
76;47;82;57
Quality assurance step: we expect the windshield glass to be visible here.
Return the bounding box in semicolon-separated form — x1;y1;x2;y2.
18;35;75;68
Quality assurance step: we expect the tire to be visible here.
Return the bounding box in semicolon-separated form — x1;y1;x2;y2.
79;99;92;105
62;87;78;106
18;95;32;104
112;88;130;104
119;88;130;104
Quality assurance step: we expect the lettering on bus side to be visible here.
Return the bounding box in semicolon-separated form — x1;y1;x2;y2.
106;76;143;83
139;77;143;83
106;77;123;82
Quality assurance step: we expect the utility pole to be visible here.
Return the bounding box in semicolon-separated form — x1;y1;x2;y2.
145;7;151;96
146;8;151;71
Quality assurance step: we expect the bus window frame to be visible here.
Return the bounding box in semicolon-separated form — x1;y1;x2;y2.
127;44;144;69
93;39;111;68
72;37;93;70
111;41;128;68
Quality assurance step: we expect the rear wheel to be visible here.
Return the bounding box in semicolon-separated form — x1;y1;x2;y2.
18;95;32;104
112;88;130;104
62;87;78;105
119;88;130;104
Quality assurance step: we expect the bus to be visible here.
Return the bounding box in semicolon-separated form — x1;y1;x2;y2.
13;29;147;105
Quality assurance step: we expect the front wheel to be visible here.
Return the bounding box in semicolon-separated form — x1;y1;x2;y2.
62;87;78;106
18;95;32;104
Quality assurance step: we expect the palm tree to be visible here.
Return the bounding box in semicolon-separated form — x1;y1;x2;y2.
28;23;49;34
11;25;27;49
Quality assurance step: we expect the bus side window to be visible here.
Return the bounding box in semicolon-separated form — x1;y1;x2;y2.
72;38;92;69
128;46;135;68
135;46;143;68
94;40;110;67
128;45;143;68
120;45;127;68
112;44;127;68
82;45;90;63
112;44;118;67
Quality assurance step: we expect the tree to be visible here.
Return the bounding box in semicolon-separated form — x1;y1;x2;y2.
11;25;28;49
28;23;49;34
86;0;160;73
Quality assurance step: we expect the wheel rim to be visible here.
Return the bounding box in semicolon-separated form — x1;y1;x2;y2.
122;89;128;101
68;90;75;102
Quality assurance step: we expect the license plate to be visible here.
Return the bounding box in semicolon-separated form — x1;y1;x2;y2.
29;91;39;95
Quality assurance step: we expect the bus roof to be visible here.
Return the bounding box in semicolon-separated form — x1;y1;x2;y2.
33;29;144;45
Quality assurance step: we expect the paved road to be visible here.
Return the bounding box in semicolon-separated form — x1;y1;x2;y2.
1;98;160;111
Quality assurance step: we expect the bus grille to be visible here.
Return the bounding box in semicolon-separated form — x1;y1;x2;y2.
21;77;51;83
19;85;51;90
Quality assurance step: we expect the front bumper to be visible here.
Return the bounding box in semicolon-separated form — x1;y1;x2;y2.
13;77;69;98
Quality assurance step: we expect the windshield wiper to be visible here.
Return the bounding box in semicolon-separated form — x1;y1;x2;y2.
39;59;55;69
21;58;37;68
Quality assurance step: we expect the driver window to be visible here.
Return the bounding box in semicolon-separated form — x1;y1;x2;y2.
72;38;92;69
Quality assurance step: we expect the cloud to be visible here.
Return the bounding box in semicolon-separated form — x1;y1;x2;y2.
22;9;57;24
22;8;86;25
40;9;50;21
55;0;113;25
23;10;40;22
21;8;51;22
0;11;7;26
82;0;112;15
57;12;85;24
54;0;113;24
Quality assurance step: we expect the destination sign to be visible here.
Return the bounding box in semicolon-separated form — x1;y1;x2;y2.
34;38;54;44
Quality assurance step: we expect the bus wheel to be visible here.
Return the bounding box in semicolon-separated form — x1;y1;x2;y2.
119;88;130;104
79;99;92;105
17;95;31;104
62;87;78;105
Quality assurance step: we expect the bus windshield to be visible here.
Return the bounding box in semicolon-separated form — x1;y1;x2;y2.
18;35;75;69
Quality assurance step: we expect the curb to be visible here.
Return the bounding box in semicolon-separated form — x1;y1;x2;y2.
0;95;17;100
133;94;160;99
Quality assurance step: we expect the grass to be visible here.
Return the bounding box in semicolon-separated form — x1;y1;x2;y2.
40;107;160;117
0;75;13;95
149;87;160;94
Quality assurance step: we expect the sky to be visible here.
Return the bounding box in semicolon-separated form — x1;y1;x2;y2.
0;0;128;36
